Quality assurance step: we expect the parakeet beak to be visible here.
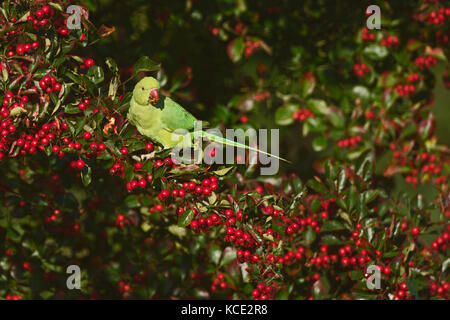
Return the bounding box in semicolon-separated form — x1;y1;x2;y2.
149;88;159;104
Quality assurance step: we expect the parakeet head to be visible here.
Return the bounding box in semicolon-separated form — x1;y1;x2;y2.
132;77;160;105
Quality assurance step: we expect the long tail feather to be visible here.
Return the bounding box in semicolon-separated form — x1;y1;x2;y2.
192;131;291;163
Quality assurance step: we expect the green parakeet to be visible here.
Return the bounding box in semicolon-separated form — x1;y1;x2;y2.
127;77;289;162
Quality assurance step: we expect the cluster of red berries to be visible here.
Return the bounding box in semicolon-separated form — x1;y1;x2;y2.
6;41;39;57
178;176;219;197
261;206;283;217
392;282;410;300
364;109;376;119
395;84;416;97
210;273;228;292
430;282;449;299
27;4;54;30
39;75;62;93
44;209;61;223
414;55;438;69
0;119;69;160
149;203;164;213
244;40;261;57
5;295;23;300
422;161;442;174
435;30;449;46
291;109;314;122
254;91;270;102
426;8;450;25
23;262;32;272
69;159;86;170
250;283;275;300
117;281;131;293
126;175;153;191
353;63;370;77
285;221;302;234
361;27;376;41
430;231;449;251
236;250;260;264
266;246;305;265
78;98;91;111
380;35;400;48
80;58;95;69
226;228;258;250
190;212;221;232
390;147;446;188
154;157;176;168
56;26;70;36
407;73;421;83
115;214;130;228
337;135;362;148
405;174;419;186
2;91;33;115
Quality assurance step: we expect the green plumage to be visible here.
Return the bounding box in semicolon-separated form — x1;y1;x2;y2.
127;77;196;148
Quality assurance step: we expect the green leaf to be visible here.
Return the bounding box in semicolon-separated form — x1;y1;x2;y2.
301;73;315;98
304;117;328;133
307;178;328;194
220;248;237;267
321;220;345;232
347;187;357;212
80;166;92;187
400;123;417;139
133;56;161;77
208;245;222;265
337;169;347;194
227;37;245;63
291;177;303;193
312;136;327;152
105;57;119;75
124;195;140;208
275;104;298;126
178;209;194;227
363;44;389;60
213;166;234;176
362;189;378;204
86;65;104;85
355;150;374;181
352;86;370;102
168;225;187;237
64;104;81;114
304;226;316;245
328;111;345;128
124;162;134;181
321;235;346;245
442;258;450;272
306;99;328;115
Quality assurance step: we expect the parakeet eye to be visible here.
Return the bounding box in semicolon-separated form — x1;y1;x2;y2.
141;87;145;91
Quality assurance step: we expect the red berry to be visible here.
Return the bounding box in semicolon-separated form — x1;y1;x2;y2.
145;143;154;152
251;289;260;298
76;159;85;169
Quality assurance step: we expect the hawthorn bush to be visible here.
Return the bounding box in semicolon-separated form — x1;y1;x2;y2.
0;0;449;300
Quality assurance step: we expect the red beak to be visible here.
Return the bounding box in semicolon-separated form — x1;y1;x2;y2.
149;88;159;103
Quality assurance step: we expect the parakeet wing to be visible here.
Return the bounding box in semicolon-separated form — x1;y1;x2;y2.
159;95;197;132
